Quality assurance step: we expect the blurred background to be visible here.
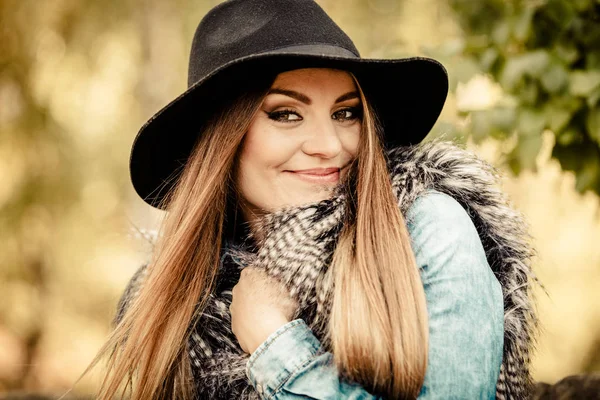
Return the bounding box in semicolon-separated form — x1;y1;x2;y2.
0;0;599;397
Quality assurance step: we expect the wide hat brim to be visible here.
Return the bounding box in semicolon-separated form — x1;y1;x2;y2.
130;49;448;209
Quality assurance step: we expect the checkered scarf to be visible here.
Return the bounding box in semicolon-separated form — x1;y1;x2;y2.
117;140;540;399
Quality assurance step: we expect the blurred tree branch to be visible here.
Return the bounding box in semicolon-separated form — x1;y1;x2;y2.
431;0;600;194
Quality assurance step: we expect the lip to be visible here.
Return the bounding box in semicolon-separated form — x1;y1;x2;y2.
288;170;340;183
285;165;348;184
292;167;340;175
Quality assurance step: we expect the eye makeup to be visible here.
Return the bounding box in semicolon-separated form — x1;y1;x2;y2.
266;106;362;123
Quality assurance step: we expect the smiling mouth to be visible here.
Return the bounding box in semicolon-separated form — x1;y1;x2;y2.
287;169;340;183
285;164;349;184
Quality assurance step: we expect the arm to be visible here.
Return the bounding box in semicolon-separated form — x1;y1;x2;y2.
246;190;504;400
245;318;380;400
407;190;504;399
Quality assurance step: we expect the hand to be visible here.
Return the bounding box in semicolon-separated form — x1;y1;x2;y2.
230;267;299;354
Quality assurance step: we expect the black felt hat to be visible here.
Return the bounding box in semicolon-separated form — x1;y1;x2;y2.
130;0;449;209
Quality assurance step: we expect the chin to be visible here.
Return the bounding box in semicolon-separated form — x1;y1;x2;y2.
297;192;335;206
264;186;337;210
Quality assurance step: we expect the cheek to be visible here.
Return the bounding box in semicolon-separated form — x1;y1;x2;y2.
342;124;361;156
241;120;301;170
235;120;303;209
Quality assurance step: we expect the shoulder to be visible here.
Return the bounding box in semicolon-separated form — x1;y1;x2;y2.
404;189;487;273
405;189;476;237
113;263;149;327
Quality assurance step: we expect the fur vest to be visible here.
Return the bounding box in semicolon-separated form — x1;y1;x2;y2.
116;140;540;399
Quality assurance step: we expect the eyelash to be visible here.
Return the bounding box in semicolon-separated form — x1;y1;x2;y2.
267;107;362;123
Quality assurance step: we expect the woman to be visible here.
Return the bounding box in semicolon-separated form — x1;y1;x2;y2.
86;0;539;399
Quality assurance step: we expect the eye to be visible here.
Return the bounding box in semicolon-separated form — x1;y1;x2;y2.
332;107;362;122
266;109;302;123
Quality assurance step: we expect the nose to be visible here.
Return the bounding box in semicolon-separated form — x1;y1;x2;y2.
301;118;343;159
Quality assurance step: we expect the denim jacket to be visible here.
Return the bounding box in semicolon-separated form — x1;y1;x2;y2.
245;190;505;399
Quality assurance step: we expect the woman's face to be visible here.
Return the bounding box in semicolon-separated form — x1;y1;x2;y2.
236;67;361;220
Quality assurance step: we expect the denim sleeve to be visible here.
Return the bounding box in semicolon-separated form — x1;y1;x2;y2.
407;190;504;399
245;318;377;399
245;190;504;400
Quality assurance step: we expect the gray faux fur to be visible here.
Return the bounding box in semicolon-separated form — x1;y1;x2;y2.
116;140;540;399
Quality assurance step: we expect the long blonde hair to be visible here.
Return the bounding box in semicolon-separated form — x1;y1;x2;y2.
81;70;428;399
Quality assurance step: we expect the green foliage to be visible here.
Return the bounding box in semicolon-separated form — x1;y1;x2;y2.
449;0;600;194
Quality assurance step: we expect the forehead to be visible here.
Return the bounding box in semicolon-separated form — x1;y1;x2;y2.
271;67;356;89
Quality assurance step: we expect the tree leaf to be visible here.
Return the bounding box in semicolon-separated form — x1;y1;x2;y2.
501;50;550;90
492;20;511;46
556;127;583;146
551;138;600;194
489;106;517;132
479;48;499;72
586;107;600;144
540;0;576;31
520;78;540;105
586;49;600;69
454;57;483;85
554;39;580;64
579;18;600;48
552;141;583;172
530;0;576;46
518;107;547;136
470;110;493;143
507;133;543;174
574;151;600;193
544;96;582;133
587;86;600;108
540;61;569;93
569;70;600;96
513;6;535;42
572;0;593;12
545;101;574;132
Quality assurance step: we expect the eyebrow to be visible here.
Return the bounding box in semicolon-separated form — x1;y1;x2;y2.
266;88;360;105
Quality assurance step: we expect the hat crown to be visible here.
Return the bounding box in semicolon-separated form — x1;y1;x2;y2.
188;0;360;86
